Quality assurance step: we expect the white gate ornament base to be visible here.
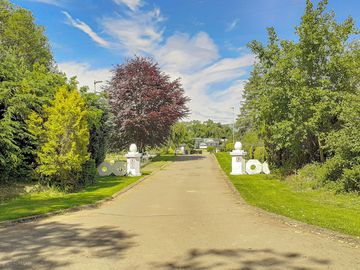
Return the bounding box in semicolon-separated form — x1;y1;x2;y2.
229;141;271;175
245;159;263;174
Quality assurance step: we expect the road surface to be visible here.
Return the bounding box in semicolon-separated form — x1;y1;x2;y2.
0;154;359;269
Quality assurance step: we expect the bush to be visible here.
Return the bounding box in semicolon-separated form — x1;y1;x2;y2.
322;156;348;182
253;146;265;162
207;146;216;153
167;147;175;154
225;142;234;152
298;163;324;180
79;159;97;187
241;130;262;153
293;158;357;192
295;162;326;189
29;87;90;191
341;165;360;193
249;145;255;159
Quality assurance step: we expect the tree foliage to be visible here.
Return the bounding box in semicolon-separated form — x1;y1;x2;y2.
107;56;190;152
239;0;360;191
28;87;90;190
0;0;66;182
169;120;232;149
0;1;105;191
80;87;111;166
0;0;52;68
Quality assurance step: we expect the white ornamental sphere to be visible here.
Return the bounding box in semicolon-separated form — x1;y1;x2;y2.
129;144;137;153
234;141;242;150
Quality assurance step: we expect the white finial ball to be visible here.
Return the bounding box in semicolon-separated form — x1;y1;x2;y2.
234;141;242;150
129;144;137;153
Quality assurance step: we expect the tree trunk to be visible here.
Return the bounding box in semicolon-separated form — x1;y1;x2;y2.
318;138;325;163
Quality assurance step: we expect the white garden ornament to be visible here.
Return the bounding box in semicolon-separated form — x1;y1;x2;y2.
245;159;263;174
97;144;142;177
97;161;126;176
230;142;247;175
230;141;270;175
125;143;142;176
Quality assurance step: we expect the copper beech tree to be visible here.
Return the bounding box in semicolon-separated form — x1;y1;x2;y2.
107;56;190;152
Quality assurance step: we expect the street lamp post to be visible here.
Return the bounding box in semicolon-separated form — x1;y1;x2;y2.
231;106;235;144
94;80;103;94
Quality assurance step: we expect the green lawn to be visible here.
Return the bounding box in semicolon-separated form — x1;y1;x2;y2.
0;155;174;223
215;152;360;237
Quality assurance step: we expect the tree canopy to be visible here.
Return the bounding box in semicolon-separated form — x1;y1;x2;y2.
238;0;360;191
0;0;66;182
0;1;99;190
107;56;190;152
28;86;90;190
168;120;232;150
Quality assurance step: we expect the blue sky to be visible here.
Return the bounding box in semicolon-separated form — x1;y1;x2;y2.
14;0;360;122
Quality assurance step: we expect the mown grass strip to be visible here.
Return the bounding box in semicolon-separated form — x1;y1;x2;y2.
0;155;175;222
215;152;360;237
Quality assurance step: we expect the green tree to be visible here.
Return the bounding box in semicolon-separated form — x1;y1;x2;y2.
80;87;111;166
240;0;358;171
168;120;233;151
326;92;360;191
0;1;65;182
169;122;190;149
29;87;90;190
0;0;52;68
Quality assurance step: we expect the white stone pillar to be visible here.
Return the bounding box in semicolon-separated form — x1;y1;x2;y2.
125;144;142;176
230;141;247;175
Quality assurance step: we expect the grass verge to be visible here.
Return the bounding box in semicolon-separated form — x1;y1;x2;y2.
215;152;360;237
0;155;175;223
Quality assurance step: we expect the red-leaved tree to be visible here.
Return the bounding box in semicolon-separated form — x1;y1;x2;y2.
107;56;190;152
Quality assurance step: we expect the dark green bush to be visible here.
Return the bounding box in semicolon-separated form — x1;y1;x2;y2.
207;146;216;153
323;156;348;182
295;162;326;189
341;165;360;193
79;159;97;186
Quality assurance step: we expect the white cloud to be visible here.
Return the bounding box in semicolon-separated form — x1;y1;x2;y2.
101;8;164;54
113;0;143;11
176;55;254;123
214;80;247;101
62;11;111;48
155;32;218;73
26;0;65;6
57;3;254;122
226;19;239;32
57;62;111;91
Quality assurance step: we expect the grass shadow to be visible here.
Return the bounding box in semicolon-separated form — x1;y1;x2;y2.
151;155;176;162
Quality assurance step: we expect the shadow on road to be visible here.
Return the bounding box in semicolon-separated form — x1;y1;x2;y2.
151;247;331;270
0;221;136;270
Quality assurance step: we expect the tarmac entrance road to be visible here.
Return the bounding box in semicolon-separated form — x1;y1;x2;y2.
0;154;359;269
